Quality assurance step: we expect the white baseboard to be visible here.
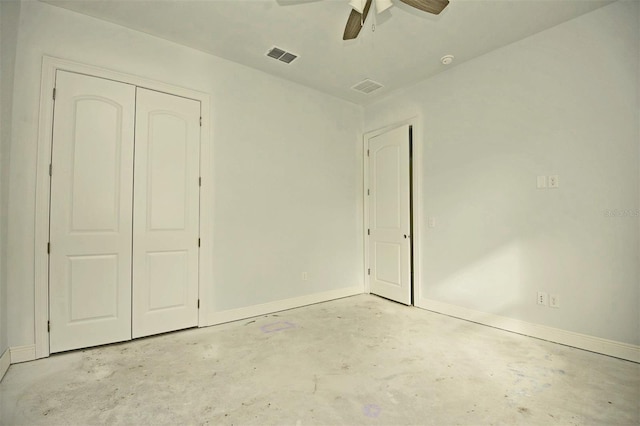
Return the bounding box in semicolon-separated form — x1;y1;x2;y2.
416;298;640;363
0;348;10;381
205;285;363;326
9;344;37;364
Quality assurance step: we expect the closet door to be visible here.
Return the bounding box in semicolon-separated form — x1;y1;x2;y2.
132;88;200;338
49;71;135;353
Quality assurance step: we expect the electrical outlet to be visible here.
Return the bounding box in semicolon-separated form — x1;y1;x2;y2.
537;291;548;306
548;175;559;188
549;294;560;308
302;272;308;281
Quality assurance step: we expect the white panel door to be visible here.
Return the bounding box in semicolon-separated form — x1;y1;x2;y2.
49;71;136;353
368;125;411;305
132;88;200;338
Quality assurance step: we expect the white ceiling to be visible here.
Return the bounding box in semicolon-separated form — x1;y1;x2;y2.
41;0;613;105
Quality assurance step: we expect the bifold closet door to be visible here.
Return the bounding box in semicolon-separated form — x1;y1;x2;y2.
49;71;135;353
132;88;201;339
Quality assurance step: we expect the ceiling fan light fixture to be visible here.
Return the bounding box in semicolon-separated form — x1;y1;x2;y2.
375;0;393;13
348;0;367;13
344;0;450;40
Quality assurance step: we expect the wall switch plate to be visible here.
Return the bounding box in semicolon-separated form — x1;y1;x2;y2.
537;176;547;189
549;294;560;308
302;272;308;281
537;291;548;306
548;175;559;188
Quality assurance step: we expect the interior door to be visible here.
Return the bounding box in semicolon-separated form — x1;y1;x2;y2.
49;71;136;353
368;124;411;305
132;88;201;338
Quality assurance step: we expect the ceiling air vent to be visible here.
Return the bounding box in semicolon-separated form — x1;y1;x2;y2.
266;47;298;64
351;79;384;94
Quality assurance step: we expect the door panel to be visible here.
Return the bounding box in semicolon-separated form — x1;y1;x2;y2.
148;113;188;230
373;242;401;285
68;255;119;321
374;145;402;230
146;251;188;310
369;124;411;305
49;71;135;353
70;99;123;232
132;88;200;338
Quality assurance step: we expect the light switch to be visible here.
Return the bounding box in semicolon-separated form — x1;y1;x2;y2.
537;176;547;189
548;175;559;188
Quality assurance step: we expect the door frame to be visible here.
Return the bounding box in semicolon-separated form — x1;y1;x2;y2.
34;56;212;358
363;117;421;305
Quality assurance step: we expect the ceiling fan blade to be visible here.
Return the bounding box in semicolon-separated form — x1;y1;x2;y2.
399;0;449;15
343;0;373;40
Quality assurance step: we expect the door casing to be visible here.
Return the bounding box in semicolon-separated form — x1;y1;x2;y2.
363;118;422;305
34;56;212;358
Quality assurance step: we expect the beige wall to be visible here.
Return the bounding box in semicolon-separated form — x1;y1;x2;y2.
365;0;640;345
7;0;364;349
0;0;21;357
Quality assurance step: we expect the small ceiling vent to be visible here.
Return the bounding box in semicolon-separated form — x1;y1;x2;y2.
351;79;384;94
266;47;298;64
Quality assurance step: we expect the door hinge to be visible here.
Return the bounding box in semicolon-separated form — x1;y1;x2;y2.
47;242;50;254
197;299;200;309
367;189;370;196
52;88;56;100
368;268;371;275
49;164;52;177
199;177;202;187
367;229;370;236
367;149;370;157
198;238;201;247
199;117;202;127
47;321;50;332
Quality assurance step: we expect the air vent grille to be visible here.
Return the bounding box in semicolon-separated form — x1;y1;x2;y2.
279;52;297;64
266;47;298;64
351;79;384;94
267;47;286;59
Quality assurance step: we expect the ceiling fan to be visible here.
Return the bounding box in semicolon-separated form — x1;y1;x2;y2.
343;0;449;40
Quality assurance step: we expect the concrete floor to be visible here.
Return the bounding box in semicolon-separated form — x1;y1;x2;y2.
1;294;639;425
